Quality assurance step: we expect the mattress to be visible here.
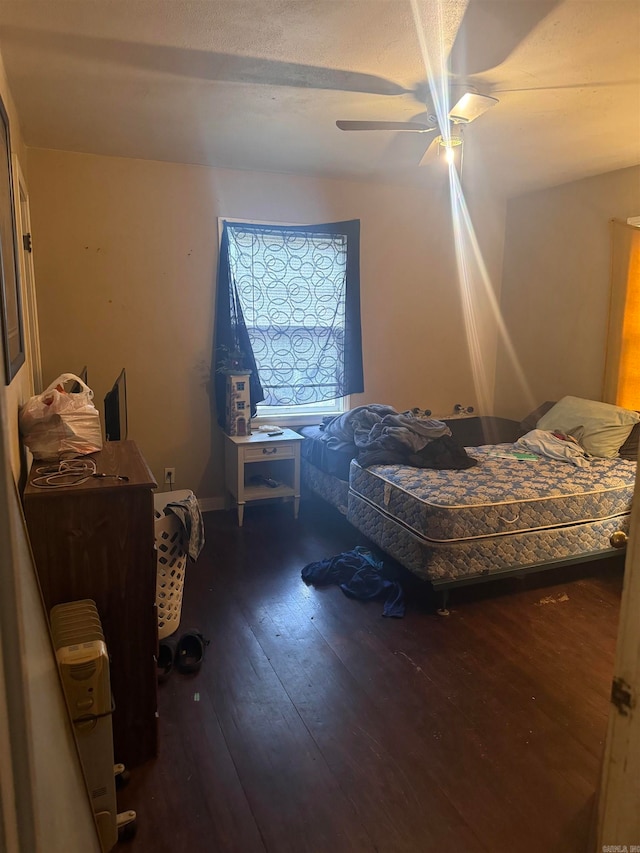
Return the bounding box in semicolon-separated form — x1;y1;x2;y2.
348;445;636;543
346;445;635;583
301;426;636;585
301;458;349;515
348;489;630;582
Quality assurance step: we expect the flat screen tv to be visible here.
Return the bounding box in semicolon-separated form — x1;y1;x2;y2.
104;368;127;441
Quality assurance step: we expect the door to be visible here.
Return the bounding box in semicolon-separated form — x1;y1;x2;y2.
595;460;640;847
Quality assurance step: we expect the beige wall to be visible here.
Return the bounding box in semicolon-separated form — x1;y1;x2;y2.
27;148;506;501
494;165;640;421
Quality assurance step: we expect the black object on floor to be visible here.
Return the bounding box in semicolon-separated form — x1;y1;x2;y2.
157;636;178;682
301;545;405;617
176;630;210;674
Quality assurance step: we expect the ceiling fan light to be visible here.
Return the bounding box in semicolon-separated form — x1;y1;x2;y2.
444;146;456;165
439;134;463;148
438;130;463;166
449;91;498;123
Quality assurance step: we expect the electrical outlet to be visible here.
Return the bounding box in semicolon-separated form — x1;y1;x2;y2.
164;467;176;485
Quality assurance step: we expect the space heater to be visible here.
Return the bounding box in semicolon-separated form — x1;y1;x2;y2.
50;599;136;851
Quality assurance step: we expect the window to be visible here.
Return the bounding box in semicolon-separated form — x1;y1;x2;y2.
214;219;363;425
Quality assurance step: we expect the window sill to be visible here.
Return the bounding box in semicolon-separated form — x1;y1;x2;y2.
253;397;349;430
252;414;330;429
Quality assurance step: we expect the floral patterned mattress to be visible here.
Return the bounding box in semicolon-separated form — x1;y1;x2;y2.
348;445;636;543
301;438;636;582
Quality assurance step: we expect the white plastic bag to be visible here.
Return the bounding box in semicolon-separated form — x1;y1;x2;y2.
19;373;104;460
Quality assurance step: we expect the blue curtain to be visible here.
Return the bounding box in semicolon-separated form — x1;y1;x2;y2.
213;224;265;426
213;219;363;425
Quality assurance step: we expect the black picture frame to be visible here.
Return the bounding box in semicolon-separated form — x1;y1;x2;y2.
0;95;24;383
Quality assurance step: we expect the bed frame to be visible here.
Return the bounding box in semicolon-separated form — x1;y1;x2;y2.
429;547;625;612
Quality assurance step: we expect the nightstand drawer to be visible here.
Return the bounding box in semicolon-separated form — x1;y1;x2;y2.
243;443;296;462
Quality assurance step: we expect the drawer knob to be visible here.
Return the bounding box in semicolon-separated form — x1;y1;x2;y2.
262;447;277;455
610;531;628;549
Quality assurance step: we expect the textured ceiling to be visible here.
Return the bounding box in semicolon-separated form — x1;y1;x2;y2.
0;0;638;196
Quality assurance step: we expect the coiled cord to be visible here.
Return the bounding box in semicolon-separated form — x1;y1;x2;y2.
30;459;98;489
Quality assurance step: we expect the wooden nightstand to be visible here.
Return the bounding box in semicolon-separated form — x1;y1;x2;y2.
224;428;305;526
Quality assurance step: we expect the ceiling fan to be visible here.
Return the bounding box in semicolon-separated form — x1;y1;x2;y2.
332;0;560;166
336;87;499;165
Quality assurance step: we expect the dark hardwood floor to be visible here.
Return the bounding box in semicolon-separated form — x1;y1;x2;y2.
119;497;624;852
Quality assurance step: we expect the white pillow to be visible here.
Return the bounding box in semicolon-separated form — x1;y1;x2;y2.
537;396;640;458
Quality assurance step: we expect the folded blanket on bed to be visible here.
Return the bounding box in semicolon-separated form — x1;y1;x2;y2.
321;404;475;470
321;404;399;450
353;410;450;453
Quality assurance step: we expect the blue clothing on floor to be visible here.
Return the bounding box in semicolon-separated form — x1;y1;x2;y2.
301;545;405;618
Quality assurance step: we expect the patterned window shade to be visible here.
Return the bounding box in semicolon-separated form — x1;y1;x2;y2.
225;221;363;407
604;221;640;409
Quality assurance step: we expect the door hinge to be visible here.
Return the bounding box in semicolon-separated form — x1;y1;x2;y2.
611;676;636;716
23;232;32;253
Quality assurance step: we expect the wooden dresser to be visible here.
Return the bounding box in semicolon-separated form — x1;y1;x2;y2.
23;440;158;768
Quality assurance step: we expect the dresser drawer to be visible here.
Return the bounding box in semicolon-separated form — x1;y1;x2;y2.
243;442;296;462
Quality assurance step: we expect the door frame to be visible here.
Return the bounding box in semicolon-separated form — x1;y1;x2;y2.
12;155;42;393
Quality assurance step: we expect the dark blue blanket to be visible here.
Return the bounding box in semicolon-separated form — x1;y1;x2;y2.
301;546;405;618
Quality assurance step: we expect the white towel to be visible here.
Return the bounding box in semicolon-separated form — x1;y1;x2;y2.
515;429;591;467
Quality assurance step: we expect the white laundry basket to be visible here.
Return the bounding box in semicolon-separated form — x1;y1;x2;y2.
154;490;192;640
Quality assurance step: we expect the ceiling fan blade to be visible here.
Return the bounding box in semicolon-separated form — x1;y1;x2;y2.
448;90;498;123
448;0;561;77
336;120;436;132
418;135;442;167
183;57;410;96
0;26;414;97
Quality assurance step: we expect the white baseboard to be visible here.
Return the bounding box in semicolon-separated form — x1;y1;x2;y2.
197;495;303;514
198;496;226;513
